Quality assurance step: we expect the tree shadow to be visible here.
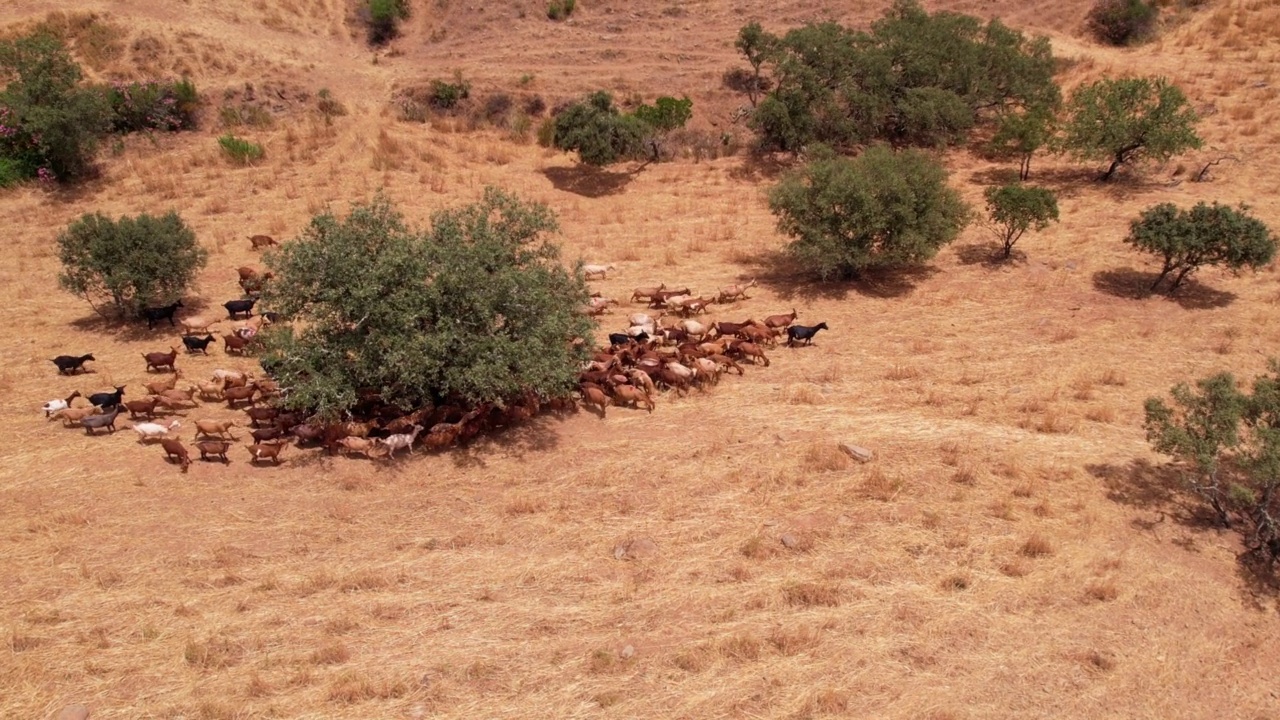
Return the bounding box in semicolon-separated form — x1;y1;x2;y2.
953;242;1021;267
541;164;641;198
67;295;218;342
1092;267;1237;310
727;148;794;183
448;415;565;468
740;248;938;301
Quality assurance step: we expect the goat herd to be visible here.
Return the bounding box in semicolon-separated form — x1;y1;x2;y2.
39;256;830;473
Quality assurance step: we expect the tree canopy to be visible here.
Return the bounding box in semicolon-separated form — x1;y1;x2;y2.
768;145;970;279
552;91;692;165
260;189;595;421
1125;202;1276;292
736;1;1059;152
57;210;207;318
983;184;1059;259
1059;76;1201;180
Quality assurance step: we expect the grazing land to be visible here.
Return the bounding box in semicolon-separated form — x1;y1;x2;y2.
2;0;1280;718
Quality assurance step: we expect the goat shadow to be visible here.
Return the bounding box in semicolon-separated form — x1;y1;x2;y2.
1092;267;1237;310
542;164;641;198
740;247;939;302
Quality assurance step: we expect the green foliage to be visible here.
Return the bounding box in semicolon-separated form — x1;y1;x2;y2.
738;1;1059;152
260;189;594;421
104;78;199;133
1125;202;1276;292
768;145;970;279
1059;75;1201;180
547;0;577;21
1144;364;1280;566
57;210;207;318
633;96;692;133
0;31;109;182
428;76;471;110
983;184;1059;259
218;134;264;165
367;0;409;45
552;91;648;165
989;103;1055;180
1087;0;1159;46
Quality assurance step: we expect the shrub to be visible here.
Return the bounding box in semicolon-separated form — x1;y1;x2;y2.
1087;0;1159;46
218;134;264;165
989;103;1055;180
57;210;208;318
0;31;110;182
1125;202;1276;292
260;190;594;421
1059;75;1200;180
317;88;347;119
768;145;970;279
983;184;1059;259
552;91;648;165
428;77;471;110
104;78;199;133
547;0;576;21
1144;365;1280;569
367;0;409;45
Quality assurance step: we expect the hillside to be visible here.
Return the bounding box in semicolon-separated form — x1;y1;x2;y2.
2;1;1280;718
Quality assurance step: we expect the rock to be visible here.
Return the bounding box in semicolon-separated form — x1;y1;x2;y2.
620;644;635;659
56;706;89;720
780;533;800;549
613;537;658;561
837;442;873;463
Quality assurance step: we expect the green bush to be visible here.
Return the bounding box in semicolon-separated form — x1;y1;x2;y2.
429;77;471;110
1125;202;1276;292
768;145;970;279
368;0;409;45
547;0;577;21
260;189;594;421
983;184;1059;259
104;77;199;133
0;31;110;182
1087;0;1159;46
218;134;264;165
552;91;649;165
57;210;208;318
1058;75;1200;180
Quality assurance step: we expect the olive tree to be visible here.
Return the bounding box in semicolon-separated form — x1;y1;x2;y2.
983;184;1059;259
260;189;594;420
768;145;970;279
57;211;207;318
1125;202;1275;292
1059;76;1201;181
552;91;649;166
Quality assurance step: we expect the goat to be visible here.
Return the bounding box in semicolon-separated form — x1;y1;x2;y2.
54;405;100;427
611;384;654;412
144;371;180;396
223;332;250;355
381;424;425;457
763;309;798;329
51;353;95;375
143;346;179;372
291;423;324;445
607;332;636;347
179;316;217;335
250;425;284;443
224;298;257;319
676;296;716;316
624;369;657;398
195;418;238;440
159;438;191;473
133;419;180;443
224;383;257;408
244;406;279;428
43;390;82;418
786;322;829;347
717;279;757;303
213;368;250;384
579;384;609;415
630;284;666;304
156;387;198;411
246;442;286;465
678;320;709;340
648;288;692;308
88;386;126;408
248;234;277;250
182;334;215;355
732;341;770;366
583;263;616;280
196;379;225;401
195;439;232;463
124;396;160;420
142;301;183;330
81;405;122;435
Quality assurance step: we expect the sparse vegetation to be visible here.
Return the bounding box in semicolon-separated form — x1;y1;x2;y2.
983;184;1060;259
429;75;471;110
56;210;207;318
546;0;577;21
768;145;970;279
366;0;409;45
218;133;264;165
103;78;199;133
1125;202;1276;291
1087;0;1159;46
1058;76;1201;181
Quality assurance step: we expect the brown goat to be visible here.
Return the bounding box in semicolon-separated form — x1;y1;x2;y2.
144;371;181;396
248;234;277;250
224;383;257;408
195;440;232;463
611;384;654;412
223;333;250;355
763;309;798;329
125;396;160;419
143;347;179;372
246;442;286;465
195;418;238;440
159;438;191;473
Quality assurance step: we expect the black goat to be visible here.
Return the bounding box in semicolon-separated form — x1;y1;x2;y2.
88;385;126;407
142;300;183;329
182;334;215;354
51;353;95;375
224;298;257;319
262;311;282;323
786;322;829;347
607;332;632;347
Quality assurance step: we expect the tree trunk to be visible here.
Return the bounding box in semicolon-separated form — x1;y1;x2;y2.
1101;157;1122;181
1169;265;1197;291
1019;153;1031;181
1150;259;1176;291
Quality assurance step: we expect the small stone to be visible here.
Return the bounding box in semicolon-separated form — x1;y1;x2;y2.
837;442;873;463
620;644;635;659
613;537;658;560
780;533;800;549
56;706;89;720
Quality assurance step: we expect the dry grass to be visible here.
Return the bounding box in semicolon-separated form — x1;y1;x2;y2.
1;1;1280;718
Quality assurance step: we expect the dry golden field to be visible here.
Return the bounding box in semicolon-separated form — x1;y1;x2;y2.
3;0;1280;718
